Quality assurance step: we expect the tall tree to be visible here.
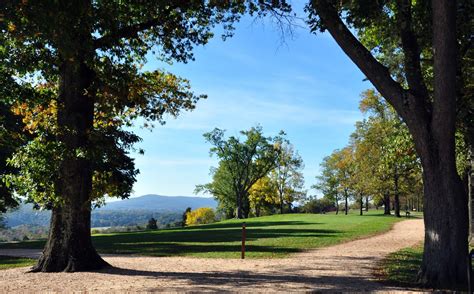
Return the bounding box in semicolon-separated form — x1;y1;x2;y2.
306;0;472;287
200;127;281;219
314;154;341;214
195;163;236;219
1;0;292;272
271;141;306;214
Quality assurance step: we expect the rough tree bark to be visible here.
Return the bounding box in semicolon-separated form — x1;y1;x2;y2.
344;189;348;215
383;192;391;215
237;193;243;219
393;167;401;217
314;0;468;287
416;1;468;286
32;58;109;272
467;129;474;242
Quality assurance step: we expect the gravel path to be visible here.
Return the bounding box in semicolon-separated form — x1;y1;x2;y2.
0;219;424;292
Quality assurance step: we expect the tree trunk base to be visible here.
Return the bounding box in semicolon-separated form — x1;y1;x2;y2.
31;249;109;273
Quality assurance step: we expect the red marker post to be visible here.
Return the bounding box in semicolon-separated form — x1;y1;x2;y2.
241;222;246;259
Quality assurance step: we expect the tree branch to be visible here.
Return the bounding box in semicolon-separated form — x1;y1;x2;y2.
312;0;431;132
395;0;430;100
94;19;163;49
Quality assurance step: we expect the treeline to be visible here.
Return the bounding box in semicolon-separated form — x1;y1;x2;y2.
196;126;306;219
314;89;470;218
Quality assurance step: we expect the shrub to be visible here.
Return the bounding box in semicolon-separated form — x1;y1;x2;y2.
301;197;335;214
185;207;216;226
146;218;158;230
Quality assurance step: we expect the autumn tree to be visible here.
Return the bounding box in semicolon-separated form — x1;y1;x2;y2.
354;90;421;217
314;154;341;214
0;1;292;272
306;0;472;287
271;141;306;214
248;176;279;217
185;207;216;226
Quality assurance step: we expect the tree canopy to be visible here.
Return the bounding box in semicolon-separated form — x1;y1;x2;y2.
0;0;293;272
197;126;283;219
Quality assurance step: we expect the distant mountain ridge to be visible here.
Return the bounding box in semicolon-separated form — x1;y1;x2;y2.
100;194;217;211
3;194;217;228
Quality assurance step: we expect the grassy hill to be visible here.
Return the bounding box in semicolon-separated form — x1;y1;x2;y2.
1;211;403;259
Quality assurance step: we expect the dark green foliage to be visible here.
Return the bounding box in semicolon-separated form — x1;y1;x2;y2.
197;126;283;219
300;197;335;214
182;207;192;227
146;218;158;230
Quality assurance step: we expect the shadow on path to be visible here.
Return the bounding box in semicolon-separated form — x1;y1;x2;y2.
99;265;389;292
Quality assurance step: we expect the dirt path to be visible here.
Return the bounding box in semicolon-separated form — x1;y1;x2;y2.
0;219;424;292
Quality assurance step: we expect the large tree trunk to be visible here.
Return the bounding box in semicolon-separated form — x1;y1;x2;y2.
32;204;107;272
237;193;243;219
279;191;284;214
416;0;468;287
468;130;474;243
32;59;108;272
384;192;391;215
417;150;468;287
365;196;369;212
359;196;363;216
255;204;261;217
335;198;339;215
344;192;348;215
393;168;401;217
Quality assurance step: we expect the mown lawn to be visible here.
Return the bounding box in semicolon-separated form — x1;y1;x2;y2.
0;255;35;270
0;211;403;259
379;244;423;287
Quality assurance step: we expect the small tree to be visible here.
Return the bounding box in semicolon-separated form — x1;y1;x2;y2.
185;208;216;226
182;207;192;227
146;218;158;230
271;141;306;214
248;176;279;217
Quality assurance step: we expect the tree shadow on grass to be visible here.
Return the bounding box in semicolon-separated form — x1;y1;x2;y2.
191;220;319;229
101;243;303;256
91;227;340;258
93;227;339;244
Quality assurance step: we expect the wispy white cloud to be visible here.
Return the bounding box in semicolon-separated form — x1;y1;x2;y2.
158;85;362;132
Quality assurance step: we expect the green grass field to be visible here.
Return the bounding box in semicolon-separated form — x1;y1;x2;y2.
0;255;36;270
0;211;403;259
379;244;423;286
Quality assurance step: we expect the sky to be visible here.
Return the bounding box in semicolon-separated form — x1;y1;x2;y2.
127;9;371;199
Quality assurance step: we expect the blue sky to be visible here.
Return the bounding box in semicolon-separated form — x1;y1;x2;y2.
128;12;371;198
